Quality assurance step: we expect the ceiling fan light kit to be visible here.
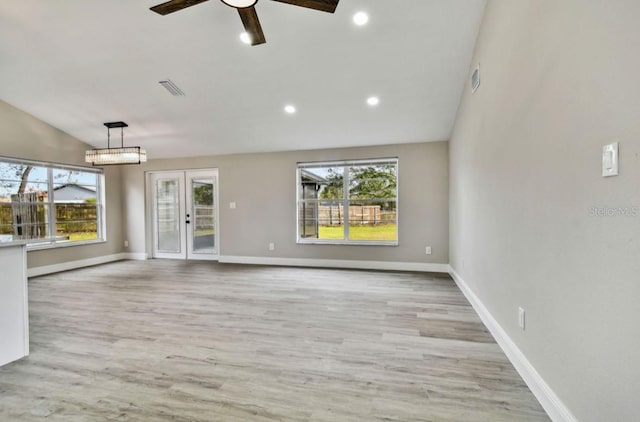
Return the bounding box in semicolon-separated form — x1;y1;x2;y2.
85;122;147;166
150;0;339;46
221;0;257;7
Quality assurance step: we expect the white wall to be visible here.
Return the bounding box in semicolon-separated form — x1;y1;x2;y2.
450;1;640;420
0;100;124;269
122;142;449;268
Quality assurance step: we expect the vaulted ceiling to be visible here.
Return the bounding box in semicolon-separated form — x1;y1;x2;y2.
0;0;485;159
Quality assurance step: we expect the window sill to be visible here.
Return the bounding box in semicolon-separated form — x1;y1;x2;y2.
26;238;107;251
297;239;398;246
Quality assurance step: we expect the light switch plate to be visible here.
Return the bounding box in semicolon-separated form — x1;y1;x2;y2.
602;142;619;177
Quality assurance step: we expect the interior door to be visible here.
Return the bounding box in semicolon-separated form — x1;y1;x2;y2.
150;169;218;260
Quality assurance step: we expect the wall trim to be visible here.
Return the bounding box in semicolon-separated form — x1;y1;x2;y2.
448;266;576;422
27;252;146;278
123;253;148;261
219;255;449;273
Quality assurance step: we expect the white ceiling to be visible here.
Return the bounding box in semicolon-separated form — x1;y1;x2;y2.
0;0;485;159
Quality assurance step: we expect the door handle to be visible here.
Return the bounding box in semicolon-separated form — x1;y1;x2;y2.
186;213;190;224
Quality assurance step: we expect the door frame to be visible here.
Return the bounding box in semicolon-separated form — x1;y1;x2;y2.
145;168;220;261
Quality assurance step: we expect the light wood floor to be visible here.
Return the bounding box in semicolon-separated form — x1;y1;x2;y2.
0;260;549;421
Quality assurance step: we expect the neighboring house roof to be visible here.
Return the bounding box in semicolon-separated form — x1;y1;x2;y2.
300;169;327;184
53;184;96;202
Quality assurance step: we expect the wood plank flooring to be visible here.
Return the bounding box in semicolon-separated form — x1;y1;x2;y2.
0;260;549;421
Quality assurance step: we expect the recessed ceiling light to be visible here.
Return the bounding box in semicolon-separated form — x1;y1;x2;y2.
284;105;296;114
240;32;251;44
353;11;369;26
367;96;380;106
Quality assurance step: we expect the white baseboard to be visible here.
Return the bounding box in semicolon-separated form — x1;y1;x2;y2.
219;255;449;273
123;252;148;261
448;266;576;422
27;252;147;277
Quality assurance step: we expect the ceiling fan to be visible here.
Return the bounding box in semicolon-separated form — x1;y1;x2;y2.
150;0;340;46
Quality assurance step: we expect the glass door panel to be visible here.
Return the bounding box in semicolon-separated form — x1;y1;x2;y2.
151;172;186;259
189;175;216;254
156;179;180;252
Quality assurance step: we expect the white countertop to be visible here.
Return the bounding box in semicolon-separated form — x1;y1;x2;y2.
0;239;29;248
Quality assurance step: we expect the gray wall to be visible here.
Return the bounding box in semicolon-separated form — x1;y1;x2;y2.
449;1;640;420
122;142;449;265
0;100;124;268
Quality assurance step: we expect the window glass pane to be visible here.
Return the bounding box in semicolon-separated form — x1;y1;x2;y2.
0;162;49;240
347;164;397;241
0;162;48;202
348;164;397;200
347;200;397;241
52;170;99;241
0;163;48;183
302;167;344;200
300;167;345;240
55;203;98;242
53;170;98;202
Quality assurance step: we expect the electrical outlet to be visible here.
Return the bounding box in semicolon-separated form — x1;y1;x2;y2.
124;240;129;248
518;307;525;330
269;242;275;251
425;246;432;255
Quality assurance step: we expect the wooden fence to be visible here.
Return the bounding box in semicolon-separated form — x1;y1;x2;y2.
194;205;215;231
318;205;396;226
0;198;97;237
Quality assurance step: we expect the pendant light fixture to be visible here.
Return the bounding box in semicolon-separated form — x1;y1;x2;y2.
85;122;147;166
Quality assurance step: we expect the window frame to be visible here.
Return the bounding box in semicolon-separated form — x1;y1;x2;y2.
296;157;399;246
0;156;106;250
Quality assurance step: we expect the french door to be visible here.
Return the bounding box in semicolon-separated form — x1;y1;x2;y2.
150;169;218;260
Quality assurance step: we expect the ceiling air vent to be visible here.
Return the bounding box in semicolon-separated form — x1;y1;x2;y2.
471;64;480;94
159;79;185;96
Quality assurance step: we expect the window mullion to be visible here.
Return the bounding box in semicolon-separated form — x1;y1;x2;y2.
343;165;349;241
96;175;107;240
47;167;55;242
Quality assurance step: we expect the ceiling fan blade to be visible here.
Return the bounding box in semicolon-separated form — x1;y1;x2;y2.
270;0;339;13
238;6;266;46
150;0;209;15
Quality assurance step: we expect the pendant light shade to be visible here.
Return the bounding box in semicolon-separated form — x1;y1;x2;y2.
85;122;147;166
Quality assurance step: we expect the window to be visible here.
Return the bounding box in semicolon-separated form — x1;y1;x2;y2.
0;157;105;248
297;158;398;245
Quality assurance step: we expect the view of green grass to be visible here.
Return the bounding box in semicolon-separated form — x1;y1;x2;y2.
195;229;215;237
67;232;98;241
66;230;215;243
318;224;397;241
